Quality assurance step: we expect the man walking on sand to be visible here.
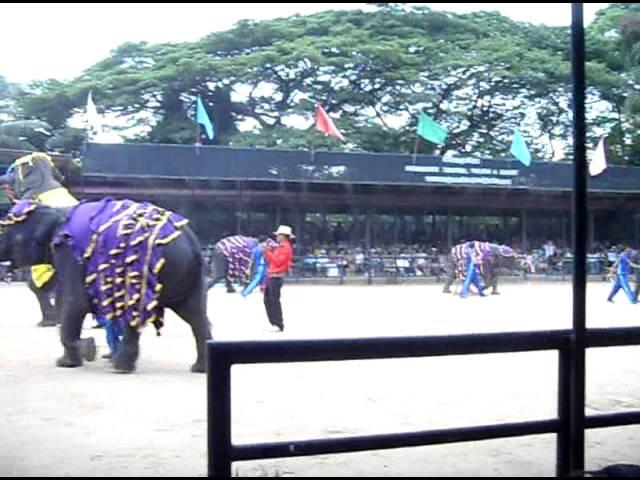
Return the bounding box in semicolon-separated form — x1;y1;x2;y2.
263;226;294;332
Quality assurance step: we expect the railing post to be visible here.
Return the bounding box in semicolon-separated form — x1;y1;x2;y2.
556;347;572;477
208;343;232;477
570;2;587;475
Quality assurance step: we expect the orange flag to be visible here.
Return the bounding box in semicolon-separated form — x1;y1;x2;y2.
315;104;345;141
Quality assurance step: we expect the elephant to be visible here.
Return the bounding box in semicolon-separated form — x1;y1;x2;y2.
479;244;520;295
207;235;257;293
0;197;212;373
442;241;519;295
0;152;79;327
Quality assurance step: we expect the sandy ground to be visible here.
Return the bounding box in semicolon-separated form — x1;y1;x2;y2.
0;281;639;477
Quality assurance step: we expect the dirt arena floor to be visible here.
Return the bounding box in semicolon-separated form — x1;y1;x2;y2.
1;281;639;477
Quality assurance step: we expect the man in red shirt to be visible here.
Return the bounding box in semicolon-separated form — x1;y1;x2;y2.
263;225;294;331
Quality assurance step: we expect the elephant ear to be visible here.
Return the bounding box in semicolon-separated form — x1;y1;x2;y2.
499;245;516;257
32;207;64;247
5;204;63;266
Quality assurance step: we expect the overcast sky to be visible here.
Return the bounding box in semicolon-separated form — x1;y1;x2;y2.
1;3;610;84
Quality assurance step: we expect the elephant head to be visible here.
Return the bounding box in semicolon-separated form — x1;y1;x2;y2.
0;201;65;268
485;243;520;272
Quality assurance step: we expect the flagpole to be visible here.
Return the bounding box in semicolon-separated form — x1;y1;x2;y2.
412;136;419;165
192;100;199;201
80;132;87;198
194;108;201;156
82;91;93;198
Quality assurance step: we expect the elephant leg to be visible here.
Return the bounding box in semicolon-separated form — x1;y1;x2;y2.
442;274;453;293
56;305;87;368
225;277;236;293
35;289;57;326
208;249;229;290
112;325;139;373
79;337;97;362
53;248;91;368
170;279;212;373
442;261;455;293
491;274;500;295
28;275;57;327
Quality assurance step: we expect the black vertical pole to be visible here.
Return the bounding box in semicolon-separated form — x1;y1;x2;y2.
556;348;572;477
570;3;587;475
365;209;372;252
521;210;528;252
208;343;232;477
79;145;86;199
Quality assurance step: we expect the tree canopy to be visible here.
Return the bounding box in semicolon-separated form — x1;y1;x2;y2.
4;4;640;164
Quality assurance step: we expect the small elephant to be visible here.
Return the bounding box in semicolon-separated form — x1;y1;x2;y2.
0;197;212;373
207;235;258;293
442;241;520;295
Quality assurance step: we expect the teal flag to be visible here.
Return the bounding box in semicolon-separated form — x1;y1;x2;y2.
510;128;531;166
417;112;447;145
196;96;214;140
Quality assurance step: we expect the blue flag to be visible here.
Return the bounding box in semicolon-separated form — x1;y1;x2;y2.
510;128;531;166
196;96;214;140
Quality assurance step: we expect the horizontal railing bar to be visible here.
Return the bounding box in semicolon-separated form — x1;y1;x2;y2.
586;327;640;348
209;330;573;365
232;419;559;461
585;411;640;429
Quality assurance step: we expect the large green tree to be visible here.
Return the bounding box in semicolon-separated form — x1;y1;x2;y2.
9;4;640;163
1;76;84;153
586;3;640;165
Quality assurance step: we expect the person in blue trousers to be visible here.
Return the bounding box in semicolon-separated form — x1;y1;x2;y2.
94;314;124;359
241;237;270;297
607;246;639;304
459;244;486;298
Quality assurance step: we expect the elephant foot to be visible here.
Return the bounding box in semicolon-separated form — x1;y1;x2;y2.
442;289;451;294
491;291;500;295
112;352;136;373
37;319;58;327
191;361;206;373
79;337;97;362
56;354;83;368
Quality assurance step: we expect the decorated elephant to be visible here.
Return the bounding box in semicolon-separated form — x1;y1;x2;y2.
0;197;212;373
480;243;520;295
0;152;79;326
207;234;278;298
207;235;257;293
442;241;519;295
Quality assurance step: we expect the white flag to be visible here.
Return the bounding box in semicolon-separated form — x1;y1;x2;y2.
86;91;103;134
589;137;607;177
